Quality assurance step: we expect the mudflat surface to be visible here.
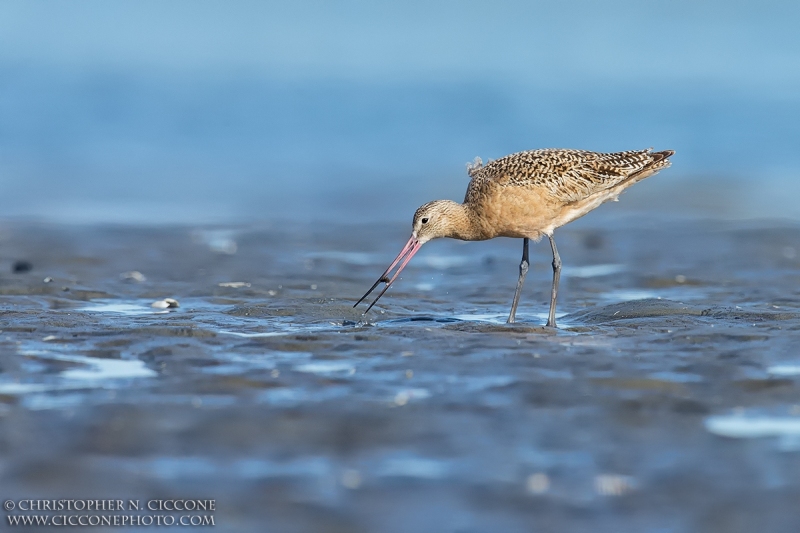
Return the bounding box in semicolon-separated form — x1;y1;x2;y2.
1;217;800;532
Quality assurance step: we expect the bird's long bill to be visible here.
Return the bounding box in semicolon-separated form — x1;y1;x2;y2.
354;236;422;313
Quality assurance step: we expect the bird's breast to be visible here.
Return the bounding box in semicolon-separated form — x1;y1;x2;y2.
467;184;559;240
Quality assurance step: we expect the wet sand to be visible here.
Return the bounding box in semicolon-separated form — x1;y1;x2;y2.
1;216;800;532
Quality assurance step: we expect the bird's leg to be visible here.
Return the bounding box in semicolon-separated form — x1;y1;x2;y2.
546;234;562;328
507;238;530;324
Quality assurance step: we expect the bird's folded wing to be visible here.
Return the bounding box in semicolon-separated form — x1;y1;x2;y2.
524;149;662;204
471;148;669;205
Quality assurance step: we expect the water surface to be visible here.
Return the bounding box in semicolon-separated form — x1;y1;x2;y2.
1;217;799;531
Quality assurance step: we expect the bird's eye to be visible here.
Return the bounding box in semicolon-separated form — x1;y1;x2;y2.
421;217;429;224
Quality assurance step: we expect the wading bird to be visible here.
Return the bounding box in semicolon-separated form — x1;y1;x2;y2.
355;148;674;327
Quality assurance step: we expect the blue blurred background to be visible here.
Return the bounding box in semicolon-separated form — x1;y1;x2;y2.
1;0;798;224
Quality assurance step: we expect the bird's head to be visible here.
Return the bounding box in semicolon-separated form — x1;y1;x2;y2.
354;199;464;313
412;199;463;244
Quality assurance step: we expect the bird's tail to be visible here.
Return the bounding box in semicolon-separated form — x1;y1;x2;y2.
650;149;674;166
628;149;674;182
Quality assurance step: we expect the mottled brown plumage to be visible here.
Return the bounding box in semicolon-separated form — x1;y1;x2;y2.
467;148;672;203
356;147;674;326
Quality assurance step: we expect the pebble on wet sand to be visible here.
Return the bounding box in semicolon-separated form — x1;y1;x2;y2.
120;271;147;282
594;474;637;496
526;473;550;495
12;260;32;273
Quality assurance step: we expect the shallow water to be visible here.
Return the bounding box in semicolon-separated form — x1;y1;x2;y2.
1;216;800;532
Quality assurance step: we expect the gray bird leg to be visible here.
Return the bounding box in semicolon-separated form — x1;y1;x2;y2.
507;238;529;324
546;234;562;328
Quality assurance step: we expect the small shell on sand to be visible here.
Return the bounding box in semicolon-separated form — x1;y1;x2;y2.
151;298;180;309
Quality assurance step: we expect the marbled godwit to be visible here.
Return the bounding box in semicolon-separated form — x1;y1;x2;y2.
355;148;674;326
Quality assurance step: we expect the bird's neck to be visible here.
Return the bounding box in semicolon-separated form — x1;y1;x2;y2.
442;202;486;241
